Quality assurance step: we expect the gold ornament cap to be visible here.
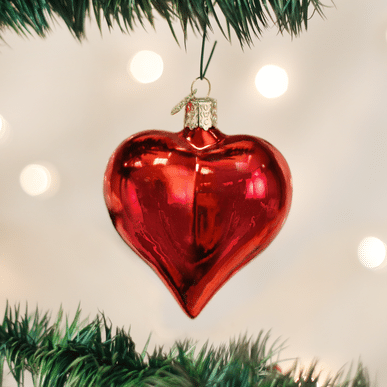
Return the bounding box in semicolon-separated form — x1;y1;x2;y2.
184;97;217;131
171;77;217;131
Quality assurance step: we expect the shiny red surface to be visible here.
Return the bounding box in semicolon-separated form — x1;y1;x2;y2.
104;127;292;318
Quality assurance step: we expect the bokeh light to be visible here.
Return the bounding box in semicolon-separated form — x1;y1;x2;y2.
255;65;288;98
0;115;10;144
358;236;386;269
20;163;59;197
129;50;163;83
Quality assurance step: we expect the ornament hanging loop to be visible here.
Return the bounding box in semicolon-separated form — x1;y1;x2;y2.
185;77;217;130
191;77;211;98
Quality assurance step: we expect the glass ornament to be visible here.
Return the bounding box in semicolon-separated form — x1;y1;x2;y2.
104;79;292;318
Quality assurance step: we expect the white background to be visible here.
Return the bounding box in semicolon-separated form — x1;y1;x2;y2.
1;0;387;384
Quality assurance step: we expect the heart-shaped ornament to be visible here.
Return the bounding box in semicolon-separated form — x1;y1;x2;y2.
104;83;292;318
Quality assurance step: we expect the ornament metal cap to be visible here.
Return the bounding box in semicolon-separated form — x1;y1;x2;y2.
171;77;218;131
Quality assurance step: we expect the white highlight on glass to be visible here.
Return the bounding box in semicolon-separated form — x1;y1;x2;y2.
20;163;59;197
129;50;164;83
358;236;386;269
153;158;168;166
200;167;214;175
255;65;288;98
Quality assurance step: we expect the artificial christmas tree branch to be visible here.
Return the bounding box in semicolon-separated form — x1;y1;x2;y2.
0;303;373;387
0;0;327;46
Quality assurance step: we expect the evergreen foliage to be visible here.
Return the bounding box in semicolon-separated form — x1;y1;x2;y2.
0;303;373;387
0;0;327;46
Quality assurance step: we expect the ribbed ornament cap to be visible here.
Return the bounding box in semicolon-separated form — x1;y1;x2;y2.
184;97;217;131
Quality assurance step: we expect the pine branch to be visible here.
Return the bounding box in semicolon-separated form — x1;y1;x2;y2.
0;303;374;387
0;0;329;46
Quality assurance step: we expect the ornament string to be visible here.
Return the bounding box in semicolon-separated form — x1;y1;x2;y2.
172;15;217;115
199;22;217;80
171;12;217;116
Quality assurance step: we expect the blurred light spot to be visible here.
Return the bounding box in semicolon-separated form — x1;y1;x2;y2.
20;163;59;197
255;65;288;98
0;115;10;145
358;236;386;269
129;51;163;83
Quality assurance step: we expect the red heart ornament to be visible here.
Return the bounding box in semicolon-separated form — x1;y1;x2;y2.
104;126;292;318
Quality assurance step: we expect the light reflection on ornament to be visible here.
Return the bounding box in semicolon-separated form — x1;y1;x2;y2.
20;163;59;197
165;166;195;205
200;166;213;175
235;161;248;171
129;50;163;83
246;170;266;199
255;65;288;98
358;236;386;269
153;158;168;165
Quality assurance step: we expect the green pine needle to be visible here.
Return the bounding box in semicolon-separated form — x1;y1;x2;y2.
0;303;374;387
0;0;329;46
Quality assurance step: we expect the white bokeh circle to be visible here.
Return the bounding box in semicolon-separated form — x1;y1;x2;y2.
129;50;164;83
0;115;10;144
255;65;289;98
358;236;386;269
20;163;59;197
